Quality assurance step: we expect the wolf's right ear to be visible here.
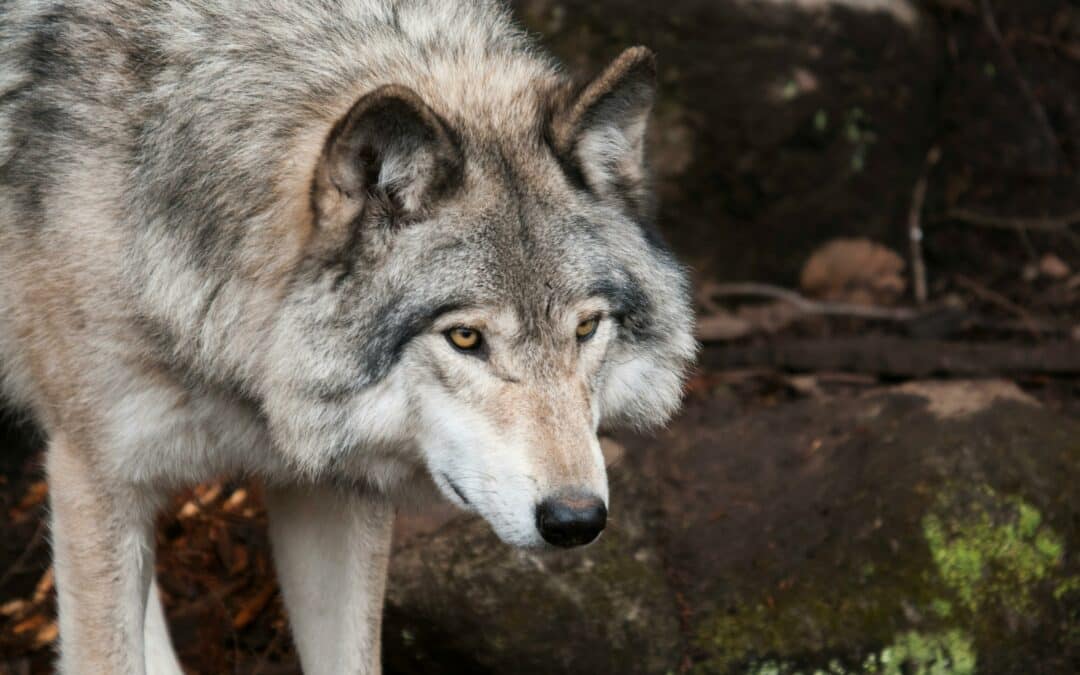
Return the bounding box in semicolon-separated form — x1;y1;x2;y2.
551;47;657;220
313;85;463;231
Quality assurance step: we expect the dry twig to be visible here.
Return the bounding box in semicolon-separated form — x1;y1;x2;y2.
697;280;1069;342
908;146;941;305
942;208;1080;233
941;207;1080;250
953;274;1043;335
703;283;919;321
0;522;45;591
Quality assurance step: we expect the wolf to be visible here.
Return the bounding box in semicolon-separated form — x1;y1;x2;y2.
0;0;695;672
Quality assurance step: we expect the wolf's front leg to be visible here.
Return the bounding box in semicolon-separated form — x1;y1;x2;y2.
267;484;393;675
48;434;157;675
144;580;184;675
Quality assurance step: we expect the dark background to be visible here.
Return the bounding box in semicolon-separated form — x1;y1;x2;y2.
2;1;1078;673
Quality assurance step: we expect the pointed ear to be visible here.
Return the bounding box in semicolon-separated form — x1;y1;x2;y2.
313;85;462;230
551;46;657;219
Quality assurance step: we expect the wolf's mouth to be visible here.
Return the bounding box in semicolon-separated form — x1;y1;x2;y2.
440;473;471;506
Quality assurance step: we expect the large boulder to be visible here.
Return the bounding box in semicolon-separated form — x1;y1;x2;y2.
384;381;1080;674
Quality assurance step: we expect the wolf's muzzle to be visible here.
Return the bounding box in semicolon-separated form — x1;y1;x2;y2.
535;492;607;548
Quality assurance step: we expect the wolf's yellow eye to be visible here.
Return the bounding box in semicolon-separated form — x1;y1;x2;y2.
576;316;600;341
447;327;482;351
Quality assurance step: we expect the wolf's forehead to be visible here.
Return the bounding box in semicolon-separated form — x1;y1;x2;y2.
422;225;646;333
434;208;614;288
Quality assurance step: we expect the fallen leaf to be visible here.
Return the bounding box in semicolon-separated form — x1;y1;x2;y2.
10;482;48;521
223;489;248;513
18;482;48;510
233;583;276;630
0;599;27;618
195;483;223;506
12;613;47;636
32;568;53;604
32;620;58;648
787;376;824;399
1039;253;1071;280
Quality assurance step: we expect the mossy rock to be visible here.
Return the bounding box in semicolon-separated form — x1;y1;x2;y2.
663;381;1080;674
384;381;1079;674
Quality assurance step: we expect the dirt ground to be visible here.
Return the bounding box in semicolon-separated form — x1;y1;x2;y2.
2;0;1079;673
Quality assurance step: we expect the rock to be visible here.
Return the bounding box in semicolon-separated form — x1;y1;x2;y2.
800;238;907;306
654;380;1078;674
384;381;1080;674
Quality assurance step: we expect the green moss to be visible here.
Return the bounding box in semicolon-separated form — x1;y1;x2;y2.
692;483;1071;673
871;630;976;675
692;571;947;673
1016;502;1042;538
929;598;952;619
1035;531;1064;560
740;630;975;675
1053;576;1080;601
922;486;1065;613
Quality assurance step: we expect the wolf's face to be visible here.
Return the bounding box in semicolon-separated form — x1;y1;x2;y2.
263;48;695;548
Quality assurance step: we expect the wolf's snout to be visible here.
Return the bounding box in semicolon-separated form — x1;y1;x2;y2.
535;493;607;548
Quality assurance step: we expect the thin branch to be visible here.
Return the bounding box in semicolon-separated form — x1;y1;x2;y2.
703;282;920;321
953;274;1043;335
979;0;1063;169
698;281;1070;342
908;146;941;305
0;520;45;591
941;208;1080;235
1008;31;1080;64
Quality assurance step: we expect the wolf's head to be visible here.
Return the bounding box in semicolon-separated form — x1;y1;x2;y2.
264;47;695;548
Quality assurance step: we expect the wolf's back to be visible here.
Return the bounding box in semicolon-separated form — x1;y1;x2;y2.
0;0;555;411
0;0;545;252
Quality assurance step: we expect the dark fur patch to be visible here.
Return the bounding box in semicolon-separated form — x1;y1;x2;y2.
589;271;658;344
0;99;72;227
542;125;591;195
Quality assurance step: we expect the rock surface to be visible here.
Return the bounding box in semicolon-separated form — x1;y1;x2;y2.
384;381;1080;674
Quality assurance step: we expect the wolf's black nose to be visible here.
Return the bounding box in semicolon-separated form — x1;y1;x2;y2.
536;494;607;548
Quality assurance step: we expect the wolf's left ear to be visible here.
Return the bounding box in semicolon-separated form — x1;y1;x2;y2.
551;46;657;220
313;85;463;231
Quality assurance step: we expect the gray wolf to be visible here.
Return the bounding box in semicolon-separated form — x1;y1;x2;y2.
0;1;695;672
